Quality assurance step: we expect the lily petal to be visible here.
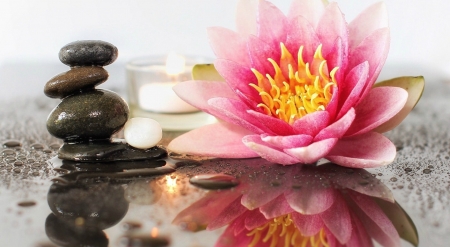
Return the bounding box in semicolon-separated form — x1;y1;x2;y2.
347;213;375;247
235;0;258;36
326;132;396;168
314;108;355;142
208;27;251;67
261;133;313;149
373;198;419;247
247;35;279;75
257;0;288;49
286;183;336;215
284;138;338;164
214;59;260;102
259;195;294;219
292;110;330;136
172;80;236;114
337;61;369;119
242;135;301;165
168;122;258;159
291;213;324;237
348;2;388;51
247;110;295;136
172;190;242;228
320;164;394;202
208;97;272;134
373;76;425;133
207;196;248;230
244;209;269;230
288;0;327;28
347;28;390;102
348;191;401;247
241;164;295;210
316;2;348;61
321;193;352;244
285;15;320;65
345;86;407;136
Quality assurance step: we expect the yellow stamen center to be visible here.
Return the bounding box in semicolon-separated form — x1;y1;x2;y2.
249;43;338;124
247;214;329;247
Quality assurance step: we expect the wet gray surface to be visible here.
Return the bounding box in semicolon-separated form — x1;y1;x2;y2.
0;80;449;246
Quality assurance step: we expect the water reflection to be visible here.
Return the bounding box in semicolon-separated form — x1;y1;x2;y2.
46;181;128;247
45;158;177;247
173;160;418;247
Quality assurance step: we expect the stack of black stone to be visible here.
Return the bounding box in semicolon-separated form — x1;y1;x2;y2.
45;40;166;162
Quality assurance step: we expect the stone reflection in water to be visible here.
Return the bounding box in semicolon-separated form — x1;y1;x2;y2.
44;157;179;246
173;160;418;247
45;181;129;247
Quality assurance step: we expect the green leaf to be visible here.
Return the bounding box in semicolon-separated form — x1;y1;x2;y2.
192;64;225;82
373;76;425;133
373;198;419;246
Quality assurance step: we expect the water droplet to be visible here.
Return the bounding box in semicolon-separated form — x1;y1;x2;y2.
16;155;26;160
3;140;21;148
292;184;302;189
270;181;281;187
404;168;412;172
49;143;61;150
397;185;404;189
1;149;15;156
13;161;23;167
377;173;383;176
390;177;398;182
18;201;36;207
345;169;354;174
189;174;239;190
5;157;16;163
30;143;44;150
423;168;432;174
359;181;370;186
427;165;434;169
13;168;21;173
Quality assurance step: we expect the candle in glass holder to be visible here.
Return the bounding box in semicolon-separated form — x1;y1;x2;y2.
137;52;198;113
127;53;216;131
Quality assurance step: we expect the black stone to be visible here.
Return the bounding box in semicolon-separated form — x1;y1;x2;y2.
59;40;118;67
58;140;167;162
44;67;109;98
46;89;129;141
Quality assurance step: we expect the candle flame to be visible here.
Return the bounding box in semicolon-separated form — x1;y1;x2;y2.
166;175;177;194
166;51;185;76
151;227;158;237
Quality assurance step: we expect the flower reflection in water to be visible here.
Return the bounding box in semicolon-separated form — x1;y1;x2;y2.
173;160;418;247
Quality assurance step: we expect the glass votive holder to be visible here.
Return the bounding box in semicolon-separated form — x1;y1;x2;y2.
126;53;217;131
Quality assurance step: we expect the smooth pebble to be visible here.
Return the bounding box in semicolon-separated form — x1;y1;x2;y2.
124;118;162;149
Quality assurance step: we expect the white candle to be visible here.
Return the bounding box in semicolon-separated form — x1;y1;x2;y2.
138;82;198;113
136;52;198;113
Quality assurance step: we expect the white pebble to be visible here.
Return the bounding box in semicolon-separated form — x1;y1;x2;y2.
124;117;162;149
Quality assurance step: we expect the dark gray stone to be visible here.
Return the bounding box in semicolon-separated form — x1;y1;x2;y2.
46;89;129;141
58;140;167;162
59;40;118;67
44;67;109;98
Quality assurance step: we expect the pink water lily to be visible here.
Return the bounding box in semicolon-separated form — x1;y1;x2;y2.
168;0;424;167
173;162;418;247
